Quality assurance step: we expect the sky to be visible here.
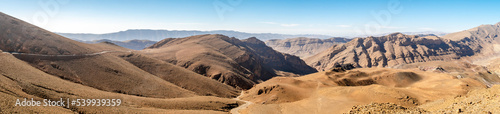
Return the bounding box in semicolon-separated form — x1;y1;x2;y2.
1;0;500;37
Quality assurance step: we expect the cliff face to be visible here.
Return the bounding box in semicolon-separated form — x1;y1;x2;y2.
265;37;351;58
143;35;317;89
306;33;476;71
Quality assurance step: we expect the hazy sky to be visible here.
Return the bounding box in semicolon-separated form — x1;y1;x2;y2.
1;0;499;36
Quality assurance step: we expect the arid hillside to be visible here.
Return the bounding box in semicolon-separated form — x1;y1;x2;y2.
349;85;500;113
0;51;243;114
0;12;96;55
306;33;475;71
141;34;317;89
0;12;245;99
235;65;486;114
116;52;240;98
265;37;351;58
306;22;500;71
0;12;248;113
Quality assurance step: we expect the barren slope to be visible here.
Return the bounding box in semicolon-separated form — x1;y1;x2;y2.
0;12;95;55
348;85;500;113
142;34;317;89
0;12;195;98
117;52;240;98
237;67;485;114
442;22;500;55
306;33;474;71
0;52;243;113
0;12;243;99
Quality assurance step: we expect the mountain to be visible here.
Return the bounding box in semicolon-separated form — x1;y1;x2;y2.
265;37;351;58
57;29;333;41
117;52;240;97
82;39;157;50
441;22;500;55
0;12;202;98
0;12;243;113
305;33;475;71
0;51;243;113
0;13;95;55
0;12;243;98
141;34;317;89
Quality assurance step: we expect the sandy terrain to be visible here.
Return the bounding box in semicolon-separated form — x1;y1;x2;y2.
237;67;486;114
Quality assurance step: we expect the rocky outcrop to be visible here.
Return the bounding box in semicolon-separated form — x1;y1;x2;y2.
265;37;351;58
306;33;476;71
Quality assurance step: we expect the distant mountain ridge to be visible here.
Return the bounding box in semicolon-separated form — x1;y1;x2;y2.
57;29;333;41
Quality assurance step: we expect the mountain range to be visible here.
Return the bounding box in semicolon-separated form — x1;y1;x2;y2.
1;11;500;114
141;35;317;89
0;12;245;113
57;29;334;41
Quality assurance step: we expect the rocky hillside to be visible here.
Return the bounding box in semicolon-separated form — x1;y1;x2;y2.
442;22;500;55
142;34;317;89
306;22;500;71
306;33;475;71
265;37;351;58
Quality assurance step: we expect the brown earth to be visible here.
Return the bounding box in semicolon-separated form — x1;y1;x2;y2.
393;60;500;88
141;34;316;89
116;52;240;98
349;85;500;114
237;67;485;114
349;103;427;114
0;12;245;113
0;52;243;113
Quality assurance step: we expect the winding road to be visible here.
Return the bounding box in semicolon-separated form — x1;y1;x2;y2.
230;91;254;114
2;51;124;56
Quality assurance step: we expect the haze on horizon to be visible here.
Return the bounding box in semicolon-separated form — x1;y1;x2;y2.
1;0;499;37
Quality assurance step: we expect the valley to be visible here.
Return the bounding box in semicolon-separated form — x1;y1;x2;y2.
1;2;500;113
